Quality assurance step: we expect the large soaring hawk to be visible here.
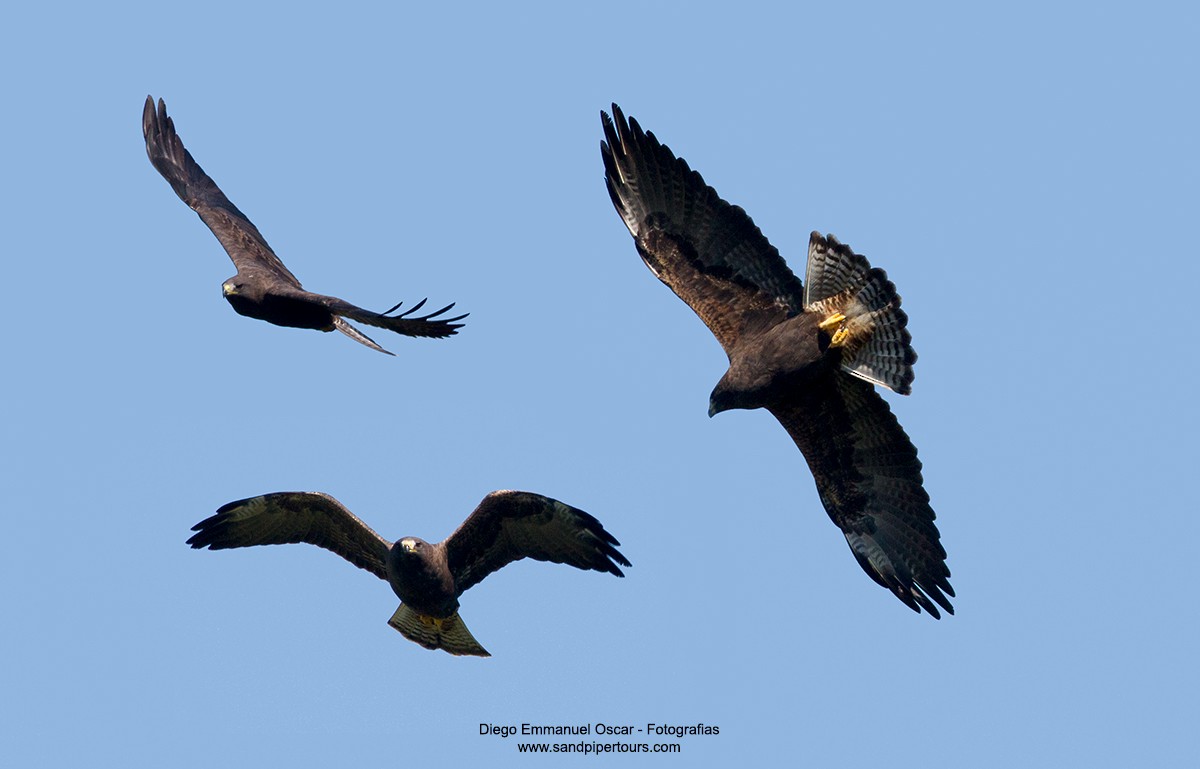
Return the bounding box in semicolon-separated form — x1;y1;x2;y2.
601;105;953;617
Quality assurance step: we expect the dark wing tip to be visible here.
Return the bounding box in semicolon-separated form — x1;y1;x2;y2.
600;102;639;162
601;102;673;179
600;102;684;214
186;496;254;549
602;102;626;128
338;297;469;339
142;95;156;133
567;504;632;577
881;578;953;620
142;93;206;208
142;95;171;143
382;299;469;325
892;574;955;619
489;490;632;576
844;509;954;619
185;512;224;549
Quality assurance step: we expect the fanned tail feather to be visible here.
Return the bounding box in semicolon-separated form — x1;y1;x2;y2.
387;605;490;657
803;232;916;395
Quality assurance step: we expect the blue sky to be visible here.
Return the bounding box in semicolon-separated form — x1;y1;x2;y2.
3;2;1197;766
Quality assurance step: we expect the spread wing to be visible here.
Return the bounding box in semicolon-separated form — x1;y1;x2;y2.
767;374;954;617
187;491;392;580
601;105;805;355
443;490;630;594
322;296;468;339
143;96;302;287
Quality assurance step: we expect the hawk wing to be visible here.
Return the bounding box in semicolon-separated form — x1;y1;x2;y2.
443;491;630;595
143;96;303;287
601;105;805;355
767;374;954;617
321;295;468;340
187;491;392;580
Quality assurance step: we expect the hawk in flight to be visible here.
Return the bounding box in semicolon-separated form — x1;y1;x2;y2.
188;490;630;655
601;105;953;617
143;96;465;354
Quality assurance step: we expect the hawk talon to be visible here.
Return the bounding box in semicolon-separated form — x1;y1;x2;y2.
818;312;846;332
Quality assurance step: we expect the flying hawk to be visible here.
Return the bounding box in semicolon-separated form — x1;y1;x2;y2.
187;490;630;655
143;96;466;354
601;105;953;617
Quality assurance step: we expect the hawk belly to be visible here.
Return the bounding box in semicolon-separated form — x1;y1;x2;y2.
224;292;334;331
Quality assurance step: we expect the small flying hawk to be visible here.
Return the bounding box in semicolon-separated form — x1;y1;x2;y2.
143;96;465;354
188;490;630;655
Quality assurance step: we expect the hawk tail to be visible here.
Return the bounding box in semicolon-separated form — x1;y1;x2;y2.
332;317;394;355
803;232;916;395
387;605;490;657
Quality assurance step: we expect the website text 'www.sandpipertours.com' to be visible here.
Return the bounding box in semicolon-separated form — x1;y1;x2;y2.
480;722;719;756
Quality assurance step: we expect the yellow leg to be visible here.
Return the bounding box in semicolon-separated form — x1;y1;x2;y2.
818;312;846;332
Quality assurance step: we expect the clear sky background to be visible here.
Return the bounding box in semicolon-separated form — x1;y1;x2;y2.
3;2;1196;766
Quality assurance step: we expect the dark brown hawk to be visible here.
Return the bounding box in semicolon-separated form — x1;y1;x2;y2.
601;105;953;617
143;96;466;354
187;490;630;656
